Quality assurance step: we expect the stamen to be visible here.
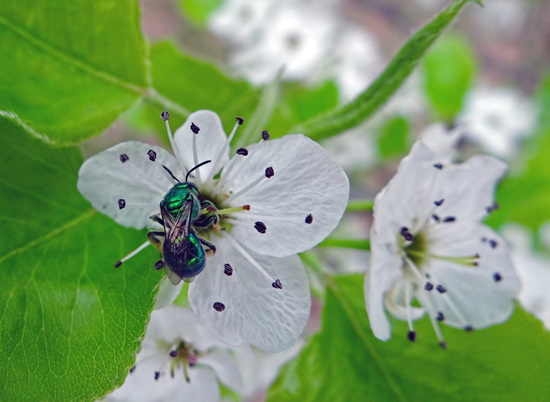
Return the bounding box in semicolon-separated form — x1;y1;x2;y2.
236;148;249;156
169;350;178;358
190;122;200;134
436;284;447;294
405;281;416;341
433;163;443;170
488;239;498;249
224;263;233;276
429;271;469;327
442;216;456;223
225;169;273;203
427;311;447;348
493;272;502;282
434;199;444;206
154;371;160;380
464;325;474;332
147;149;157;161
192;125;201;185
236;116;244;125
305;214;313;224
202;205;250;215
212;150;247;194
118;199;126;209
436;311;445;321
205;117;244;184
119;153;129;163
161;110;189;172
223;232;275;282
129;365;136;373
114;241;151;267
213;302;225;312
486;202;499;214
406;249;479;267
432;214;440;222
424;282;434;291
272;279;283;289
261;130;270;141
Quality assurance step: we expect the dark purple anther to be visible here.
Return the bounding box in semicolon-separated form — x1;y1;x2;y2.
493;272;502;282
169;350;177;358
161;110;170;121
489;239;498;249
464;325;474;332
119;153;129;163
236;148;249;156
224;263;233;276
433;163;443;170
434;199;444;206
265;167;274;178
236;116;244;125
400;227;413;241
436;285;447;294
425;282;434;291
443;216;456;223
262;130;270;140
118;199;126;209
436;311;445;321
254;221;267;233
407;331;416;342
213;302;225;312
305;214;313;224
114;260;122;268
147;149;157;161
272;279;282;289
190;122;200;134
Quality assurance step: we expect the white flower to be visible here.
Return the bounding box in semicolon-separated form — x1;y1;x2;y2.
457;87;537;159
106;306;242;402
364;139;520;347
78;110;349;352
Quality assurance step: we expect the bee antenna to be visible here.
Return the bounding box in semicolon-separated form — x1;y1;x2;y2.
186;160;211;182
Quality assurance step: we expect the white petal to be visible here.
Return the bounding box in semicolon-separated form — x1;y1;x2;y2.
154;278;183;310
225;134;349;257
147;306;224;351
174;110;229;180
78;141;179;229
166;367;221;402
200;348;243;392
419;225;520;329
364;238;403;341
106;353;176;401
419;122;461;160
384;279;425;321
431;155;506;225
371;141;441;238
188;237;311;352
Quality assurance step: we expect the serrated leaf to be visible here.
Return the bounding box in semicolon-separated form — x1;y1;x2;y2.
292;0;475;141
0;0;147;143
268;275;550;401
0;117;162;400
422;35;476;120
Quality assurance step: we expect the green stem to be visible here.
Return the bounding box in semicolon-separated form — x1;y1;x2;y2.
291;0;475;141
347;199;374;212
318;238;371;251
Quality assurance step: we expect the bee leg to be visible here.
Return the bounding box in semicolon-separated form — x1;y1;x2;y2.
147;231;165;252
199;238;216;255
193;214;218;229
149;214;164;226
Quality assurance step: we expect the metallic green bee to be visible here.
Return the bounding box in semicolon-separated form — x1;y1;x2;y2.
148;161;217;285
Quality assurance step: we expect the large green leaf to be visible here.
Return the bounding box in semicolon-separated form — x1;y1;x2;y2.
0;117;162;400
292;0;478;141
0;0;147;143
422;35;476;121
268;275;550;401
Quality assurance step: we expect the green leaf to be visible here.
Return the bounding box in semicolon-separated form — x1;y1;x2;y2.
422;35;476;121
128;40;260;142
179;0;223;26
378;116;410;158
0;117;162;400
268;275;550;401
0;0;147;143
486;74;550;231
291;0;476;141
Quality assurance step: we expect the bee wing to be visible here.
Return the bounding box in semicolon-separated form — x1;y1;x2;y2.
160;200;193;243
163;265;183;285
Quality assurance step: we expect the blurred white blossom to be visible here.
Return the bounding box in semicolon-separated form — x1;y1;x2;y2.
458;87;537;159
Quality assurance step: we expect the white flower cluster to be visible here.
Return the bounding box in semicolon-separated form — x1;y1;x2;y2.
208;0;382;100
